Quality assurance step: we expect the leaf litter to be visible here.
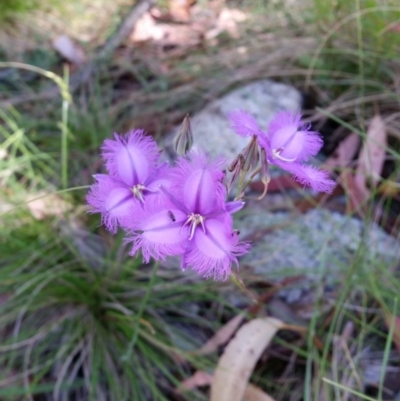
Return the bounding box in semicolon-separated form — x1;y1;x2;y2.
1;1;400;400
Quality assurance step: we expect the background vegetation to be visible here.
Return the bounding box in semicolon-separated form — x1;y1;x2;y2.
1;0;400;400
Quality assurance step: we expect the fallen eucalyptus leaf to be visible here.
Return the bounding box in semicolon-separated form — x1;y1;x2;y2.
193;313;245;355
178;370;276;401
210;317;283;401
179;370;213;391
357;114;387;187
324;132;360;170
53;35;86;65
243;383;276;401
27;192;73;220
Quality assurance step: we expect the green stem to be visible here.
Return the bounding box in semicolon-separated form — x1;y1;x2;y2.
230;271;258;303
61;66;70;190
378;298;398;401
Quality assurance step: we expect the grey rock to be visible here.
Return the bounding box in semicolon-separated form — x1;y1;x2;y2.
236;206;400;303
162;79;302;164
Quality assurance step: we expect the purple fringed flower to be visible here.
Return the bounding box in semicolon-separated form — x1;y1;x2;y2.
229;110;336;193
126;151;249;281
86;130;168;233
261;111;335;193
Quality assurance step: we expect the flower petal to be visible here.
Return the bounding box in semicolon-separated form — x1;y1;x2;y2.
172;151;226;215
145;162;172;193
268;111;302;139
270;124;305;161
295;129;323;162
102;130;160;187
184;218;249;281
228;109;263;138
276;161;336;193
86;174;135;233
267;112;302;160
225;201;245;214
267;112;322;162
125;196;187;262
184;168;216;213
106;187;135;216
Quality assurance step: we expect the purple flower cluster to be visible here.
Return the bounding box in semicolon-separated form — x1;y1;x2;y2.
87;110;335;280
87;131;248;280
126;152;249;280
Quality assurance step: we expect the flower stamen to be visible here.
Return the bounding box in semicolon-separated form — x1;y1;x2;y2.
271;129;299;162
272;148;297;162
182;213;206;240
131;184;146;203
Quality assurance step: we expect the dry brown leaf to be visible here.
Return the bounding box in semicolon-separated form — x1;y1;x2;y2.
352;171;370;211
249;176;301;193
168;0;194;22
338;170;369;215
178;371;276;401
210;317;284;401
130;12;202;47
378;180;400;197
27;192;74;220
357;114;387;188
193;313;245;355
0;148;7;160
393;316;400;355
384;313;400;355
243;384;276;401
324;133;360;170
53;35;86;65
179;370;213;391
206;7;248;40
346;115;387;213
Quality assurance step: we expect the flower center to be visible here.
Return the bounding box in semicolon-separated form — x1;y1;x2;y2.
271;148;297;163
182;213;206;240
271;128;300;163
131;184;146;202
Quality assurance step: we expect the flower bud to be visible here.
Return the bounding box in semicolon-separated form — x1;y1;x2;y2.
174;114;193;156
227;154;245;191
258;148;270;200
228;154;243;173
241;135;259;172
